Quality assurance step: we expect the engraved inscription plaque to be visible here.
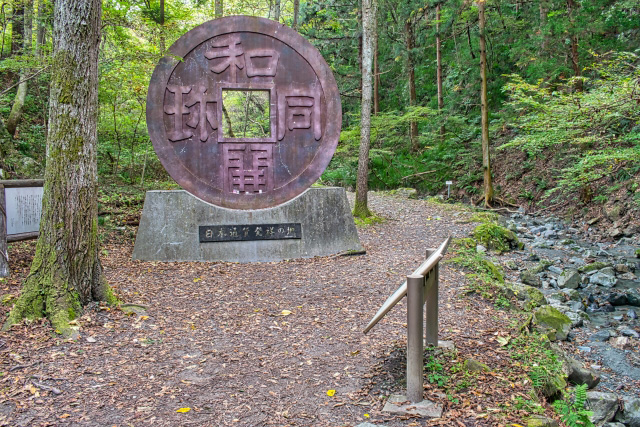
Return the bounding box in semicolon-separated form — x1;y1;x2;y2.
147;16;341;210
199;223;302;242
5;187;43;235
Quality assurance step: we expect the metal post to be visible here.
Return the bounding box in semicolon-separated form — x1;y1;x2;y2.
424;248;438;346
407;273;424;403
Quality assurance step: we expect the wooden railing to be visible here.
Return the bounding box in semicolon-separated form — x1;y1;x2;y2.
364;236;451;403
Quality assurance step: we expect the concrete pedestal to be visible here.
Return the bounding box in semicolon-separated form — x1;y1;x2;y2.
132;187;364;262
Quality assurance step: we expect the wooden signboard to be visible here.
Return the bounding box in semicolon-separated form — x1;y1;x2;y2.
0;180;44;278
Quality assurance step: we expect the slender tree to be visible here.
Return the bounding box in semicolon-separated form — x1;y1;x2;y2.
566;0;582;91
5;0;115;335
11;1;24;55
354;0;377;218
436;2;444;138
215;0;223;19
478;0;493;207
273;0;281;22
293;0;300;30
6;0;33;136
404;17;418;152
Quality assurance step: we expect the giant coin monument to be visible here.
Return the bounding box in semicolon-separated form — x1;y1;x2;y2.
133;16;363;262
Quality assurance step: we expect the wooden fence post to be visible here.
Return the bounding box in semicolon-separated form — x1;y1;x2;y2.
0;184;8;278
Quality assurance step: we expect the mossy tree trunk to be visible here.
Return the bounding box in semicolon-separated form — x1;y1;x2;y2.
354;0;376;219
404;19;418;152
6;0;115;335
214;0;223;19
7;0;33;136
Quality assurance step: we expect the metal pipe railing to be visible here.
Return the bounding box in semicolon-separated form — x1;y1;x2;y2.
364;236;451;403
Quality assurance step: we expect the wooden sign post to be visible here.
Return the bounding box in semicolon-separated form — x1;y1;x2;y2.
0;180;44;278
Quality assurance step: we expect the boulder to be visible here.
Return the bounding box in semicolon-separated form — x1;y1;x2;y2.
605;293;627;306
533;305;572;341
590;329;612;342
587;391;619;426
521;270;543;288
626;291;640;307
610;336;631;350
500;283;546;310
391;187;418;199
615;395;640;427
579;262;612;274
557;269;581;289
565;358;600;389
590;268;618;287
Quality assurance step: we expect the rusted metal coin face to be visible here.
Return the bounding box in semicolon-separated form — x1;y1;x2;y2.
147;16;342;210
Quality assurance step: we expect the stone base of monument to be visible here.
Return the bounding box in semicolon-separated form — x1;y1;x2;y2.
382;394;443;418
132;187;364;262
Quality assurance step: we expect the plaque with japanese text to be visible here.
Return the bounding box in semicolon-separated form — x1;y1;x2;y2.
147;16;342;210
199;223;302;242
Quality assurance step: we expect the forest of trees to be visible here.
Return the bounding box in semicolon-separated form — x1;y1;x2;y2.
0;0;639;214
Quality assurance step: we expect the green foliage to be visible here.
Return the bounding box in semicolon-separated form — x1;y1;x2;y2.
501;52;640;201
508;334;565;398
553;385;594;427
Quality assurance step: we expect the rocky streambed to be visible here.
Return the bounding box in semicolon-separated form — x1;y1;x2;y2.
481;212;640;426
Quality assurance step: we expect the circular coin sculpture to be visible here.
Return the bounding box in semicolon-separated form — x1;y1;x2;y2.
147;16;342;210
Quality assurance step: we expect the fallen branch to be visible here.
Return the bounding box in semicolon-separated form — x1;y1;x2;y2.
0;66;50;97
31;380;62;395
401;170;436;181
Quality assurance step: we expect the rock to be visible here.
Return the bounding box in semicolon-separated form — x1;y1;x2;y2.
564;311;584;328
476;244;487;254
533;305;572;341
626;291;640;307
618;272;637;280
620;329;640;339
568;301;585;312
587;391;619;426
615;395;640;427
628;309;638;320
464;359;489;372
561;288;582;302
120;303;148;315
615;264;630;273
548;265;564;275
605;205;624;222
473;223;523;253
521;270;543;288
382;394;443;417
610;336;631;350
590;330;612;342
602;423;625;427
500;283;546;310
557;269;581;289
526;415;559;427
565;358;600;389
505;260;518;270
579;262;612;274
600;303;616;313
623;225;638;237
591;268;618;287
392;187;418;199
356;424;389;427
608;227;624;239
605;293;628;306
86;336;97;343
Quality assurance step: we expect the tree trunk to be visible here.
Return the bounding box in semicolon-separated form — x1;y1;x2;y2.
354;0;376;218
566;0;581;91
11;3;24;55
405;19;418;152
293;0;300;30
373;33;379;115
436;2;444;138
5;0;115;335
7;0;33;136
159;0;165;54
274;0;281;22
36;0;47;55
478;0;493;207
214;0;223;19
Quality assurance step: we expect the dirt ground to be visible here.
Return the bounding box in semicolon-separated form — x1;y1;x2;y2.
0;192;551;427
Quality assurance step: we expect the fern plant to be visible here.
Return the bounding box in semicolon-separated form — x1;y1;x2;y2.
553;385;594;427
